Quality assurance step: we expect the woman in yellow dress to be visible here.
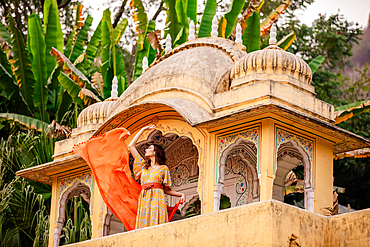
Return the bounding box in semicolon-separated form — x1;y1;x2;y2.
129;125;186;229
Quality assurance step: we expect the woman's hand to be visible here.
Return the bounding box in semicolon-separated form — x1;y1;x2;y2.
129;125;156;158
179;194;186;204
142;124;156;131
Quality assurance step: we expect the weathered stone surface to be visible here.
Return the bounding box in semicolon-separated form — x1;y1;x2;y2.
64;200;370;247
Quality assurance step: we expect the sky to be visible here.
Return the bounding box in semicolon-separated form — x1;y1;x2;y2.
84;0;370;30
296;0;369;29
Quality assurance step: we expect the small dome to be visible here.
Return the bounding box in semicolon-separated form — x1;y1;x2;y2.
230;46;312;89
77;100;116;128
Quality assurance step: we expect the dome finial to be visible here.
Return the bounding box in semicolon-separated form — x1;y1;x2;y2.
165;34;172;53
235;23;243;45
142;56;148;72
269;24;277;46
111;76;118;98
189;20;196;41
211;16;218;37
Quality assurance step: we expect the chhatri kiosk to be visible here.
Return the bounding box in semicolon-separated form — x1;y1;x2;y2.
17;30;370;246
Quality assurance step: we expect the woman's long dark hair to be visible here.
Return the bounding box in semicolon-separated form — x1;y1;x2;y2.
144;144;166;169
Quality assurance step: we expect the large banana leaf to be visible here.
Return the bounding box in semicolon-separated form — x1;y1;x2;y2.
101;9;114;98
44;0;64;77
130;0;148;36
0;22;11;44
187;0;197;24
131;0;148;52
58;72;83;105
0;45;12;76
224;0;246;38
0;50;30;115
175;0;189;44
133;21;155;82
7;16;35;113
198;0;217;38
260;0;290;37
163;0;182;44
47;66;62;117
28;14;49;123
308;55;325;74
115;46;127;95
240;0;263;31
334;100;370;124
64;3;84;57
242;11;260;53
277;31;296;51
84;21;102;71
114;18;128;44
0;113;49;132
0;63;19;101
218;17;227;38
55;88;72;123
69;15;93;63
51;47;99;97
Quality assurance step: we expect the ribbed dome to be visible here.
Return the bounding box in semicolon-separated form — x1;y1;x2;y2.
77;101;116;127
230;46;312;89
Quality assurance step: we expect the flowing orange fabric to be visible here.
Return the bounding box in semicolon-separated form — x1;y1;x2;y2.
73;128;140;231
73;128;180;231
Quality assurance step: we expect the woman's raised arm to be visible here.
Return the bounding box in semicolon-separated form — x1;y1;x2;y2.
128;125;156;159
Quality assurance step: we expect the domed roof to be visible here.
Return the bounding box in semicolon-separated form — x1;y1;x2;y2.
77;100;116;128
107;37;246;119
230;45;312;89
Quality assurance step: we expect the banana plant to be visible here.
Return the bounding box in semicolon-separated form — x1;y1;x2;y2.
0;2;128;134
0;0;70;133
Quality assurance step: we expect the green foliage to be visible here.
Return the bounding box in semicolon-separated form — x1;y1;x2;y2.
280;13;362;70
60;197;92;245
242;11;261;53
7;15;35;114
224;0;245;38
133;21;156;82
187;0;197;24
185;198;201;218
219;194;231;210
163;0;181;44
28;14;49;123
277;31;296;51
198;0;217;38
0;131;55;246
0;22;11;44
44;0;64;76
308;55;325;74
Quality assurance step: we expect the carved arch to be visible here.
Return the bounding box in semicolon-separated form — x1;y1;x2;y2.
276;140;312;189
215;138;258;211
53;180;91;247
275;140;314;212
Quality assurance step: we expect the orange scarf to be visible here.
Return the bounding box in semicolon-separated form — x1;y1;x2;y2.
73;128;180;231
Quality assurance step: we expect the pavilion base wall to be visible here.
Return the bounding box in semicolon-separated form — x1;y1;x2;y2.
65;200;370;247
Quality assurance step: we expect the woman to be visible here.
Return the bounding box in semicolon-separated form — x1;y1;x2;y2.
129;125;186;229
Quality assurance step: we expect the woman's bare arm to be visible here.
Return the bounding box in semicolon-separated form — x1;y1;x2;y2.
128;125;156;159
164;186;186;203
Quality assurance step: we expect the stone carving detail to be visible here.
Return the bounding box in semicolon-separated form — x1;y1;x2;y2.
218;127;259;158
135;130;199;185
171;163;190;187
225;147;259;202
58;171;93;203
277;142;304;162
275;127;313;189
166;139;198;170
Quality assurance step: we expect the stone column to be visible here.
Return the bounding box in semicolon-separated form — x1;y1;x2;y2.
259;119;276;201
314;138;333;215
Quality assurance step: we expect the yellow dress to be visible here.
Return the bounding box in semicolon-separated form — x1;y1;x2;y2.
133;157;172;229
